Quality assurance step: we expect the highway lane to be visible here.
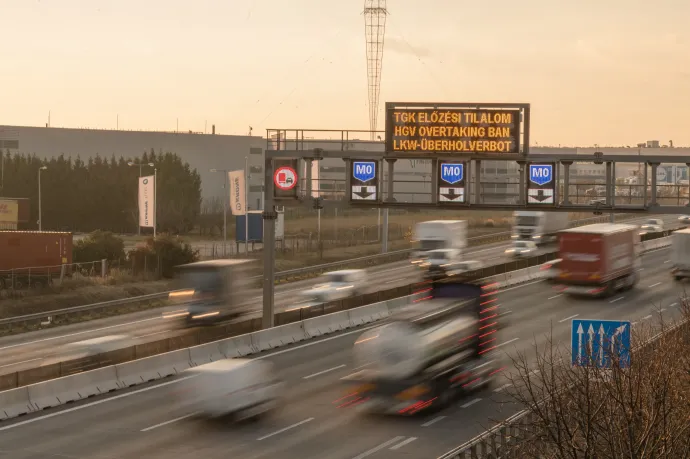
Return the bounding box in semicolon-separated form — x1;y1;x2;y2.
0;246;686;458
0;233;552;372
0;214;673;373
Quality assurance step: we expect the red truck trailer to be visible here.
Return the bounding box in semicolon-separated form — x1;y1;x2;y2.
556;223;641;298
0;231;73;289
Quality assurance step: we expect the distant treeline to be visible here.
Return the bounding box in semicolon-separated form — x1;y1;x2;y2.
0;149;201;234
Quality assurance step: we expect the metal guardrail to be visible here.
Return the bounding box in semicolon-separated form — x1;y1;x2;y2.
0;214;663;330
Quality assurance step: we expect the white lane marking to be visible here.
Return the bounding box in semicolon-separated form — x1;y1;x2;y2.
670;303;678;307
642;315;652;321
0;375;197;432
659;308;666;313
141;412;199;432
500;310;513;316
648;282;661;288
664;260;671;263
496;338;519;348
498;280;544;292
529;369;540;377
559;314;579;323
385;279;399;284
609;297;624;304
548;294;562;300
494;384;512;393
0;358;43;369
303;364;346;380
352;436;406;459
0;317;161;351
137;330;170;339
257;417;314;441
255;326;376;360
421;416;446;427
390;437;417;450
460;398;482;408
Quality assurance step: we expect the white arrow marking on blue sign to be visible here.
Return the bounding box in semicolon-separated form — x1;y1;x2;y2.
577;323;584;363
587;324;595;361
598;324;605;366
611;324;627;359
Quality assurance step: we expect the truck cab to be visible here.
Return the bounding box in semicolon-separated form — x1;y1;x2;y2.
511;211;569;246
166;259;254;327
410;220;467;266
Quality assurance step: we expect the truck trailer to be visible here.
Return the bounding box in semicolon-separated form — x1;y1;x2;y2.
670;228;690;281
340;279;499;415
556;223;640;297
511;211;569;246
0;231;73;289
410;220;467;266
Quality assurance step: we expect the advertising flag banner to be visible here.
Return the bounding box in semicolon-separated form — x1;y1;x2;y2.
228;170;246;216
138;175;155;227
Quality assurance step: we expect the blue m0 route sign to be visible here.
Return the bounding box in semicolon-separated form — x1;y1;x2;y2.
527;163;555;205
437;160;467;204
350;160;380;202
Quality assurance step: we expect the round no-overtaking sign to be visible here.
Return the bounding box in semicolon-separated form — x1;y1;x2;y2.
274;166;297;190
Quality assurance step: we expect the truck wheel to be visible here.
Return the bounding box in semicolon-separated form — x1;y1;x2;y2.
674;275;683;282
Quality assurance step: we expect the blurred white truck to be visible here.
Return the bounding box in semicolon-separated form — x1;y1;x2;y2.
410;220;468;266
671;228;690;281
511;211;569;246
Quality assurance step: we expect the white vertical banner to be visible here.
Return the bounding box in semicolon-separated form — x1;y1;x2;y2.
228;170;246;216
138;175;155;228
311;160;320;197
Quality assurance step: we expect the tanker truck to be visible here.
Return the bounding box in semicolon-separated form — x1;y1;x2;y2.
340;279;500;416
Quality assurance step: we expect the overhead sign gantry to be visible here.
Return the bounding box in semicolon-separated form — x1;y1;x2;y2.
259;103;690;329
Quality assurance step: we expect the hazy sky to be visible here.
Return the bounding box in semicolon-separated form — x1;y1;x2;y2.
3;0;690;146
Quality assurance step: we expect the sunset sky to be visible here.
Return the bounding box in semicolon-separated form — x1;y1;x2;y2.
3;0;689;146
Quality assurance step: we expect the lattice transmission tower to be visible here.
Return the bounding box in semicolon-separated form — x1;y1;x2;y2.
363;0;387;140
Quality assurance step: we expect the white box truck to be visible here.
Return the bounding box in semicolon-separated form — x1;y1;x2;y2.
411;220;468;266
671;228;690;281
511;211;569;246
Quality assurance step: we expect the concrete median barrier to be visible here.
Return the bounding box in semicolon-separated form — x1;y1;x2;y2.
0;387;33;420
188;342;225;366
220;333;255;357
28;366;120;410
250;322;308;352
348;301;391;326
303;311;352;337
115;349;192;387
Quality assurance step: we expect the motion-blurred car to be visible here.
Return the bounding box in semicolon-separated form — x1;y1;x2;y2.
422;251;483;280
44;335;133;369
175;359;283;421
504;240;537;257
540;258;562;283
299;269;366;306
678;215;690;225
640;218;664;233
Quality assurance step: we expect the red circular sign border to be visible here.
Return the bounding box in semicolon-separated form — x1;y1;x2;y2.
273;166;298;191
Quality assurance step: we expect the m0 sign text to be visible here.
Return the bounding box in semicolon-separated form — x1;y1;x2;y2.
386;108;520;154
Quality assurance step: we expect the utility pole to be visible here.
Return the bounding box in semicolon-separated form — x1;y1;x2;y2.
38;166;47;231
210;168;229;256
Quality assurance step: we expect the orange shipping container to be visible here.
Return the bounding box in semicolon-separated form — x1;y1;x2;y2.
0;231;73;272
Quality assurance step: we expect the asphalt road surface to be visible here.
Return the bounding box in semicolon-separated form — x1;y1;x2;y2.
0;244;686;458
0;214;680;374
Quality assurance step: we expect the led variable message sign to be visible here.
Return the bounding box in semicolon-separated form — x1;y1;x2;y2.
385;104;522;155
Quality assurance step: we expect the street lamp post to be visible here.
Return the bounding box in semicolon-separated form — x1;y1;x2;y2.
244;156;250;255
38;166;47;231
209;168;228;256
127;160;155;236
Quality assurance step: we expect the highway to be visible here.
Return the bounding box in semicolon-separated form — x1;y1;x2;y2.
0;236;548;373
0;214;678;374
0;245;686;458
0;214;676;374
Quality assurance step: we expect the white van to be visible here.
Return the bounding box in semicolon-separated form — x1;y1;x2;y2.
178;359;283;420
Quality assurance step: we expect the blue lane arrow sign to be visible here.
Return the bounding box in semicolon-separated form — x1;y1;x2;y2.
440;163;464;185
529;164;553;187
571;319;631;369
353;161;376;183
